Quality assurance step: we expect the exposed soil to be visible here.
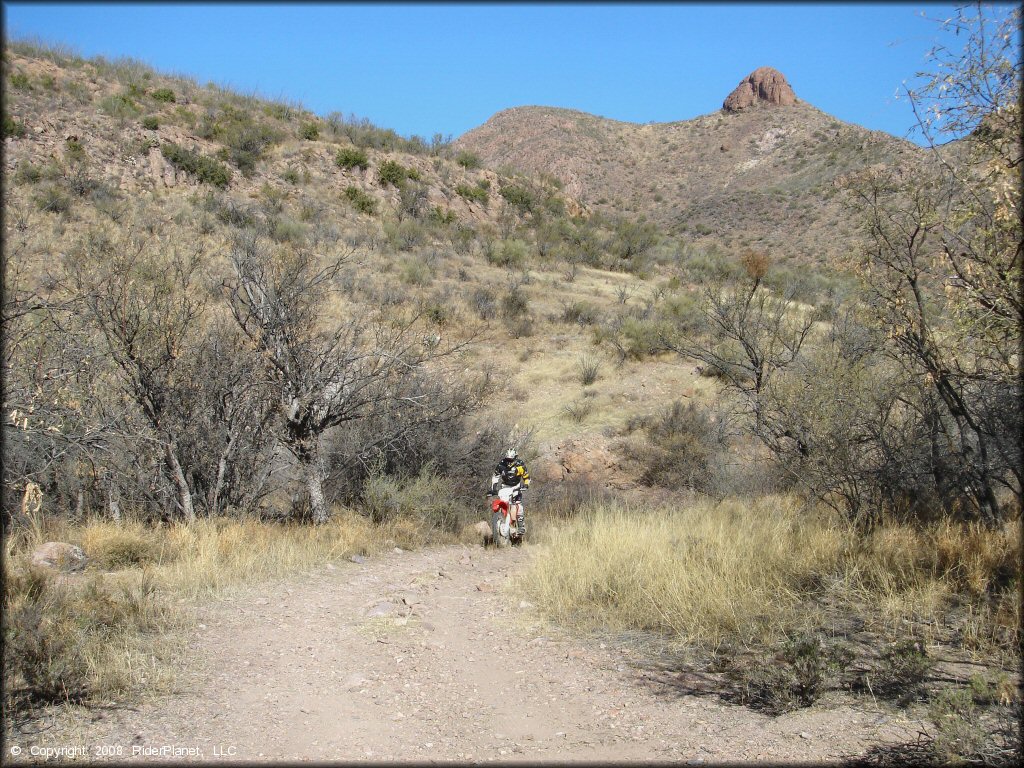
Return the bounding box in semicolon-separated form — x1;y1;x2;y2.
10;544;925;763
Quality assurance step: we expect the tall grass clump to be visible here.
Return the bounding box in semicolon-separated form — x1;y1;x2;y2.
3;545;182;718
522;496;842;649
521;497;1020;654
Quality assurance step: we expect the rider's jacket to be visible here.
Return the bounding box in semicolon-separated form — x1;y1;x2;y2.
490;457;530;495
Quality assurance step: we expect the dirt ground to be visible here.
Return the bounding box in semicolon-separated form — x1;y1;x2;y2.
8;543;927;763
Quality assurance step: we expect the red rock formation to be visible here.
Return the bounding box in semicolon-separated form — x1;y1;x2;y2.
723;67;797;111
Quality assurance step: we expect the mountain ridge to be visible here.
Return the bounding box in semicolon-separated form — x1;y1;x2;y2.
456;71;925;265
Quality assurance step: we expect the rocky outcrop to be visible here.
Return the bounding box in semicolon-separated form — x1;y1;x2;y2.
723;67;797;112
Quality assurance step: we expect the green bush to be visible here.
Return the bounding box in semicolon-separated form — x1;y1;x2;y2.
3;116;28;139
485;238;529;269
428;206;456;226
141;115;159;130
160;142;232;187
99;93;141;120
150;87;176;103
377;158;410;187
300;122;319;140
64;136;86;163
455;150;481;169
9;72;31;90
561;300;599;326
343;185;376;215
335;146;369;171
33;184;72;214
499;183;535;213
361;466;462;533
456;183;488;205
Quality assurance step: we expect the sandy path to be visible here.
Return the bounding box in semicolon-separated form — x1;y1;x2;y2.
22;544;922;762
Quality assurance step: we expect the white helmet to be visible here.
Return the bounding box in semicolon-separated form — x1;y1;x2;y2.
505;448;518;461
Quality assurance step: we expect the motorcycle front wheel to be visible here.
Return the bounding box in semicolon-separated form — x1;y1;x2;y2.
491;511;510;549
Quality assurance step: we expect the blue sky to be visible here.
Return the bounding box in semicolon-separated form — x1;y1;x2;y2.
1;2;1005;143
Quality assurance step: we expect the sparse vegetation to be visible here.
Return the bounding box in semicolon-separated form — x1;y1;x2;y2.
343;185;377;215
335;145;369;170
161;142;232;187
150;87;176;103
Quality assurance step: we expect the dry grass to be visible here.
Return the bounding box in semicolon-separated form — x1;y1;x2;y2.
520;496;1020;655
2;507;433;718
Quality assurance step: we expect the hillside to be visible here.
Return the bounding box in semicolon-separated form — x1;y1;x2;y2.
3;36;1019;766
456;68;925;265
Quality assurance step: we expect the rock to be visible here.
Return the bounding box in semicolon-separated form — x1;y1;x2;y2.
31;542;87;572
476;583;493;593
723;67;797;112
325;563;336;571
799;732;812;740
461;520;493;547
349;554;367;565
393;547;404;554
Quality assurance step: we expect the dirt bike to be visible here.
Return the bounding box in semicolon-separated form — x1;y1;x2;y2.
489;485;524;548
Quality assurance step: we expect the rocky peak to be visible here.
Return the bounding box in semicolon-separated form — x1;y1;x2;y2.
723;67;797;112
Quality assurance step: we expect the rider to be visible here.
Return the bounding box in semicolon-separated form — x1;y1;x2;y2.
488;448;530;536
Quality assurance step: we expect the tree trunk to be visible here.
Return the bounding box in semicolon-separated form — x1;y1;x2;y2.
296;438;329;524
165;441;196;522
108;483;121;523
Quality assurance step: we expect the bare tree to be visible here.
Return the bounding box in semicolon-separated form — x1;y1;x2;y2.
662;252;815;440
67;226;207;521
225;233;472;524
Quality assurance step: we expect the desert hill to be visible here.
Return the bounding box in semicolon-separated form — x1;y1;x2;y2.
456;67;925;265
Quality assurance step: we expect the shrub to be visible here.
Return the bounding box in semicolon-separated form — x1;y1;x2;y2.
268;216;307;245
455;150;481;169
455;183;488;205
99;93;141;120
160;142;232;187
335;146;369;171
377;158;409;187
9;72;31;90
33;184;72;214
429;206;456;226
150;87;176;103
343;185;377;215
469;287;497;319
3;116;28;139
501;289;529;319
485;238;529;269
561;301;599;326
870;639;933;706
64;136;86;162
562;400;593;423
577;354;601;386
14;162;41;184
300;122;319;140
223;122;280;175
499;182;535;213
621;401;721;491
141;115;159;130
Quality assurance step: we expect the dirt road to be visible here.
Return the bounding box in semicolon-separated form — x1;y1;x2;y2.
27;544;921;762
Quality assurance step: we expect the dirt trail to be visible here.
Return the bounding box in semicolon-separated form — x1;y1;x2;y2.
34;544;921;762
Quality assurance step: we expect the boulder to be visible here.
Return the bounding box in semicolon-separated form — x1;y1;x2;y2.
31;542;88;572
723;67;797;112
470;520;493;547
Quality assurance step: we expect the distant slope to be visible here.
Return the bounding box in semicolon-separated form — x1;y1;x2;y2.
456;77;925;265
